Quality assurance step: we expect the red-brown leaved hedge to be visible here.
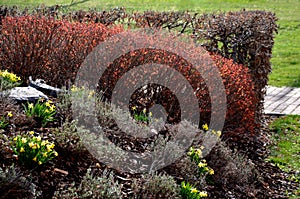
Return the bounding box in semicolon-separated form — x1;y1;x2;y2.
0;15;123;86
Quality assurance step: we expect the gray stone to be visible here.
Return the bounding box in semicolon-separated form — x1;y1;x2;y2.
3;87;48;102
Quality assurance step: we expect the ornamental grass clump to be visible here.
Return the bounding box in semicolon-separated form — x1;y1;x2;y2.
23;99;56;127
0;69;22;91
180;181;208;199
11;131;58;167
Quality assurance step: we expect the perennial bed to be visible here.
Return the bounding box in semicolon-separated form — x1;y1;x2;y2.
0;5;297;199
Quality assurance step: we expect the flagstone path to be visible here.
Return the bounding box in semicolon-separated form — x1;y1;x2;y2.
264;86;300;115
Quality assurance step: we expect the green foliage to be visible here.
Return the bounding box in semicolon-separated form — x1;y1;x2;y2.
23;99;56;127
0;111;12;129
131;106;152;123
0;70;22;91
180;181;208;199
267;115;300;192
11;131;58;167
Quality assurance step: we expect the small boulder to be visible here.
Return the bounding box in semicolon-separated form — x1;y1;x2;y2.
2;87;48;102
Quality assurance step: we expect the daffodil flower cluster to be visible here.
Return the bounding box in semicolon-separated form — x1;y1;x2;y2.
131;106;152;123
0;70;21;90
180;181;208;199
23;99;56;127
12;131;58;167
187;147;214;176
70;85;96;99
202;124;222;138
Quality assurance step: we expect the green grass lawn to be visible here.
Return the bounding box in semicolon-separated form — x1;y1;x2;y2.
267;115;300;198
1;0;300;87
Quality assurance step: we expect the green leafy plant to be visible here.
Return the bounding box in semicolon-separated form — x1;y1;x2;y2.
180;181;208;199
0;69;22;91
131;106;152;123
0;111;13;129
11;131;58;167
23;99;56;127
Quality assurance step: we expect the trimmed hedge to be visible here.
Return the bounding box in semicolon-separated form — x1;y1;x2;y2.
0;15;123;86
0;6;278;137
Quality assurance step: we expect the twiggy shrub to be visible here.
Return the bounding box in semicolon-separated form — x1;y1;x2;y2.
53;168;123;199
0;16;123;86
52;120;85;152
206;141;260;198
0;164;41;199
131;172;180;199
96;30;257;138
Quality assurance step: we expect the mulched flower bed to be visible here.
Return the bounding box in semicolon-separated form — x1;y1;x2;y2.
1;105;298;199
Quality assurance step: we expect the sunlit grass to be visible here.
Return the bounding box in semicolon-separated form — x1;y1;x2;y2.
267;115;300;198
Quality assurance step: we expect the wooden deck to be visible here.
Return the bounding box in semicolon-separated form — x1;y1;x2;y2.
264;86;300;115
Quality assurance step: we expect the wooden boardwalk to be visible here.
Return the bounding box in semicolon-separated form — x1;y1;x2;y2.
264;86;300;115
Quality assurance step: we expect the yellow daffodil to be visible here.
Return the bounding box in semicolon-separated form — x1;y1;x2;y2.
88;90;95;98
33;157;37;162
49;105;56;111
36;136;41;142
196;149;202;157
149;112;153;117
7;111;13;117
20;147;25;152
38;161;42;165
32;144;37;150
28;103;34;109
202;124;209;131
43;152;48;157
209;169;214;175
71;85;78;92
41;140;46;146
13;136;18;141
29;131;34;135
46;144;54;152
21;138;27;143
132;106;137;111
54;151;58;156
45;101;51;107
198;162;207;168
190;188;198;193
199;191;208;197
216;131;222;137
142;108;146;114
28;142;35;148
